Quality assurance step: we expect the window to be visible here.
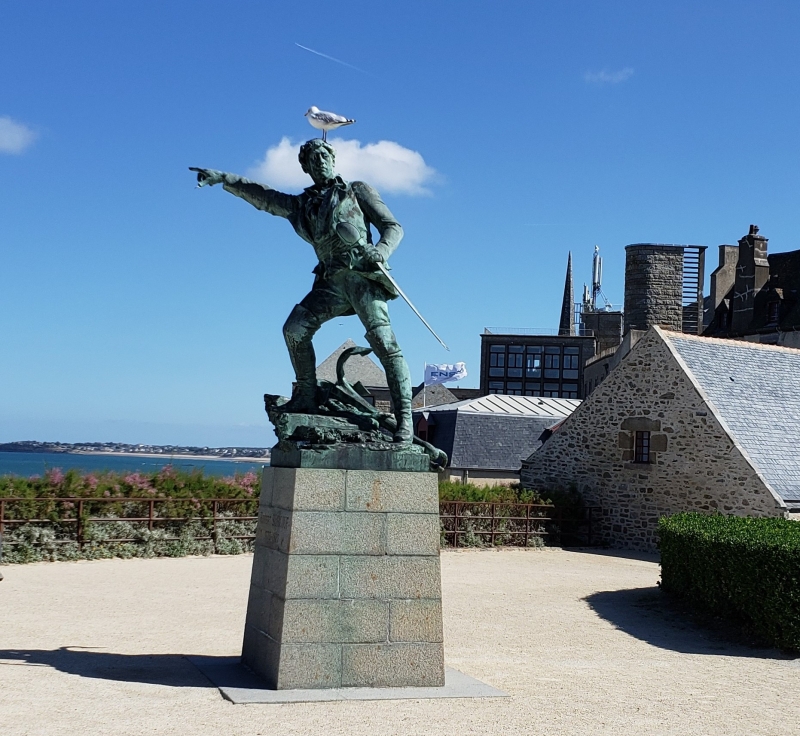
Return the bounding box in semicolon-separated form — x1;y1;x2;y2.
525;353;541;378
489;346;505;377
634;431;651;463
543;382;560;397
507;347;523;377
506;381;522;395
488;381;504;394
562;383;578;399
767;301;780;325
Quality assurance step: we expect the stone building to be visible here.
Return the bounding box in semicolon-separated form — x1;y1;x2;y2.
705;224;800;347
520;327;798;550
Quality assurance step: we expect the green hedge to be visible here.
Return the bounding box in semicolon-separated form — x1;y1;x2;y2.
658;513;800;651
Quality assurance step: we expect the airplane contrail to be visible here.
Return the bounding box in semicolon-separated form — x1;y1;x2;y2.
295;43;376;77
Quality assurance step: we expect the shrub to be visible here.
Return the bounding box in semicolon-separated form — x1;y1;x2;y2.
658;512;800;651
438;480;545;504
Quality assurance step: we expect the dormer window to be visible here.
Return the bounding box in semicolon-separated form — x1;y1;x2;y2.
766;301;780;325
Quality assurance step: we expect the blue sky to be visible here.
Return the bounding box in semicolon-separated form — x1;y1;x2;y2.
2;1;799;446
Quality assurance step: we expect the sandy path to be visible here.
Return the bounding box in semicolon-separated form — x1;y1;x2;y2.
1;549;796;736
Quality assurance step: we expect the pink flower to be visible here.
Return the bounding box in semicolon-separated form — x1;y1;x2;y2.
46;468;65;485
85;475;99;490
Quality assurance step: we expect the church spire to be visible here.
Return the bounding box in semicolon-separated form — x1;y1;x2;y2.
558;251;575;336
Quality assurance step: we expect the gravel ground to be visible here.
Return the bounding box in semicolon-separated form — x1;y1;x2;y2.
1;549;797;736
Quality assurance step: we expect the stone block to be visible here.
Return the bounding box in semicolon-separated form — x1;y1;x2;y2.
345;470;439;513
271;467;346;511
242;624;279;684
250;544;267;587
244;584;273;630
341;643;445;687
275;643;342;689
650;433;668;452
621;417;661;431
386;513;440;556
258;468;274;509
389;599;443;643
288;511;386;555
254;508;292;552
261;551;339;599
270;598;389;643
617;431;633;449
340;556;442;599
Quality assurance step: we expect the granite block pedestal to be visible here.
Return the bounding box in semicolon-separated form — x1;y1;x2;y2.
241;466;445;689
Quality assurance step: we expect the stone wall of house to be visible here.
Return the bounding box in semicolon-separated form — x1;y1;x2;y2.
520;329;783;550
624;245;684;333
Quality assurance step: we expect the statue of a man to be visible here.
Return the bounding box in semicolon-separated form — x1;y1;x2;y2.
191;139;413;443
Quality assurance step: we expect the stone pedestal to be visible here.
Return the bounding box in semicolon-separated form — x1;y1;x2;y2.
242;467;445;689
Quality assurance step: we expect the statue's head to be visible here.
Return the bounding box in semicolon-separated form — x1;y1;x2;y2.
299;139;336;185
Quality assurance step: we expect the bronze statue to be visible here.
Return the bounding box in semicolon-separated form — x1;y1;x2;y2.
190;139;414;444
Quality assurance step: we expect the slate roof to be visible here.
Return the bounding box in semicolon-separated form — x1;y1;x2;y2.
414;395;580;472
664;330;800;503
422;394;581;417
411;383;458;409
316;339;388;389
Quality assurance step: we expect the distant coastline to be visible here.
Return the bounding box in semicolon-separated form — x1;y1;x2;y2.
0;441;270;462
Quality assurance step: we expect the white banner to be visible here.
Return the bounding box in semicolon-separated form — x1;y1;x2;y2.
424;362;467;386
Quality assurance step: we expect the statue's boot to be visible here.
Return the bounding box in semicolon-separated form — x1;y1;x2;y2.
366;325;413;444
282;304;321;414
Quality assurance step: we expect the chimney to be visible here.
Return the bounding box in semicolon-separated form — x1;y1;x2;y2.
624;244;684;333
709;244;739;312
731;224;769;333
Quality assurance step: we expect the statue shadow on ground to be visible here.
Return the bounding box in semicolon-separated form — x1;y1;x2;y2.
0;647;226;688
584;587;799;663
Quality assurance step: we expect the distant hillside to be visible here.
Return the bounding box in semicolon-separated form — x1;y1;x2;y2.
0;440;270;459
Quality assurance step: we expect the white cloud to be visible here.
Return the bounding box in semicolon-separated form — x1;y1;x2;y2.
0;116;37;154
584;67;635;85
247;137;437;195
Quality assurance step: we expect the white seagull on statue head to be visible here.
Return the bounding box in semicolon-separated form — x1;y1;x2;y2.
304;106;356;141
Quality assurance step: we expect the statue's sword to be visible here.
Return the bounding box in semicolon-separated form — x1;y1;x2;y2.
335;221;449;351
374;261;450;351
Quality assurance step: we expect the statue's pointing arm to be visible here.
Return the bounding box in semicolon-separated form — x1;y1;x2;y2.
352;181;403;262
189;168;298;219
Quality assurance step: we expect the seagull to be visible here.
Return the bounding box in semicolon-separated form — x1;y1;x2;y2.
304;106;355;141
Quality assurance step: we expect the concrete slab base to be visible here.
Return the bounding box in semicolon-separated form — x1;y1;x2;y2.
189;657;508;704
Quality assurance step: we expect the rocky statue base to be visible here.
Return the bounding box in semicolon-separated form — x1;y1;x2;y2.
241;466;445;689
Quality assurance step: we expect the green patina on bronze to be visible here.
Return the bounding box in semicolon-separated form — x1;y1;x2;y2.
191;140;445;472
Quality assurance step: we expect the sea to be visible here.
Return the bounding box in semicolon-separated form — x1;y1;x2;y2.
0;451;268;478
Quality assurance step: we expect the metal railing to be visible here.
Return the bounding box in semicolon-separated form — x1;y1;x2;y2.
0;497;258;553
439;502;596;547
0;498;598;554
484;327;595;337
